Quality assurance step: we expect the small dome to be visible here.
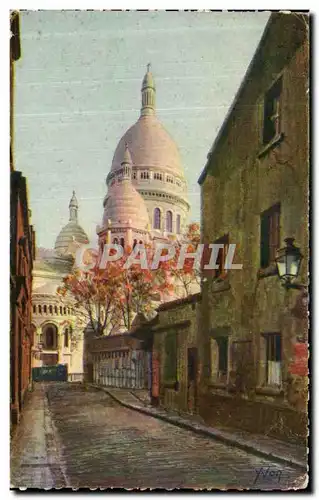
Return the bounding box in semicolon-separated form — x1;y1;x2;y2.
55;221;89;256
54;192;89;256
103;180;150;230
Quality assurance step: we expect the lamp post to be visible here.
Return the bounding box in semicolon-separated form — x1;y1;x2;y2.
275;238;306;290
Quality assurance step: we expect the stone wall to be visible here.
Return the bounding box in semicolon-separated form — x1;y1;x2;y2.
198;14;309;442
152;294;201;413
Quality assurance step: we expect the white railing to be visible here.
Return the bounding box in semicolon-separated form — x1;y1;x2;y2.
68;373;84;382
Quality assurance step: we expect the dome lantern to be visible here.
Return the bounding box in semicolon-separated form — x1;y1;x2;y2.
141;63;156;117
69;190;78;222
54;192;89;256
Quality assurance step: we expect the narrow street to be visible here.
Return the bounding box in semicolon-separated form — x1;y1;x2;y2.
10;383;305;490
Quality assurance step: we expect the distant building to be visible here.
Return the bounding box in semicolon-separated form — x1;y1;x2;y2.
31;192;89;378
197;13;309;441
10;11;36;425
97;65;190;250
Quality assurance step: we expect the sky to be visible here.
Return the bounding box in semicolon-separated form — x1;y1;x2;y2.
14;10;270;249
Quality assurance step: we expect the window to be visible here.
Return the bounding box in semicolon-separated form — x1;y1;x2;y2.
263;77;282;145
64;328;69;348
217;337;228;379
49;305;53;314
64;307;67;315
43;305;47;314
154;172;163;181
133;239;137;249
60;306;62;315
260;204;280;269
214;234;229;279
176;179;181;187
43;325;57;350
164;332;177;383
166;175;174;184
166;211;173;232
54;306;58;314
113;237;118;244
132;171;137;180
264;333;282;386
140;171;149;180
120;237;125;248
39;305;42;314
176;214;181;234
33;305;36;314
153;208;161;229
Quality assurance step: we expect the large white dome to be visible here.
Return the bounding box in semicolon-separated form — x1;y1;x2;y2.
111;114;184;176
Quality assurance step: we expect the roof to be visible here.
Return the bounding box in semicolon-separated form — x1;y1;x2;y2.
198;12;308;185
33;255;74;275
157;292;202;312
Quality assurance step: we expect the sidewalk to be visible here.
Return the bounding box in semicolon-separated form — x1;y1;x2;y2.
91;385;308;472
10;383;68;489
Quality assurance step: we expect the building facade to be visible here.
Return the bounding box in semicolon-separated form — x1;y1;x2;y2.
150;294;201;413
31;193;89;378
197;13;309;442
10;11;36;425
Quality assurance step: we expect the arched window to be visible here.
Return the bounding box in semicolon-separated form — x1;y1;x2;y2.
120;237;125;248
64;328;69;348
33;305;36;314
176;214;181;234
54;306;58;314
166;211;173;233
49;305;53;314
64;307;67;315
153;208;161;229
139;240;143;244
39;305;42;314
113;238;118;245
133;239;137;249
43;324;57;350
43;305;47;314
60;306;62;315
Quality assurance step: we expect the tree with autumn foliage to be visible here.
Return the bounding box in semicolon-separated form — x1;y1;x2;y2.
165;222;201;297
57;244;174;336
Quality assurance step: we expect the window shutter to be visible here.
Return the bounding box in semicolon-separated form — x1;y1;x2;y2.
260;214;270;268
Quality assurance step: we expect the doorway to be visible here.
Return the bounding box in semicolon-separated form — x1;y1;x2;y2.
187;347;198;413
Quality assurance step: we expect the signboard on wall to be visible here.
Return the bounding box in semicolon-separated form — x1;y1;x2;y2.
289;342;308;377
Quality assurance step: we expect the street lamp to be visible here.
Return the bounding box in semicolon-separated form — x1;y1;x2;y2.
275;238;305;289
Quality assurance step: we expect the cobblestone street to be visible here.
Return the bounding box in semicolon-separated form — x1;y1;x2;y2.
11;383;306;490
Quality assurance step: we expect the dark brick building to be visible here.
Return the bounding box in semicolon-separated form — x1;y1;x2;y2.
198;13;309;442
10;11;36;425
